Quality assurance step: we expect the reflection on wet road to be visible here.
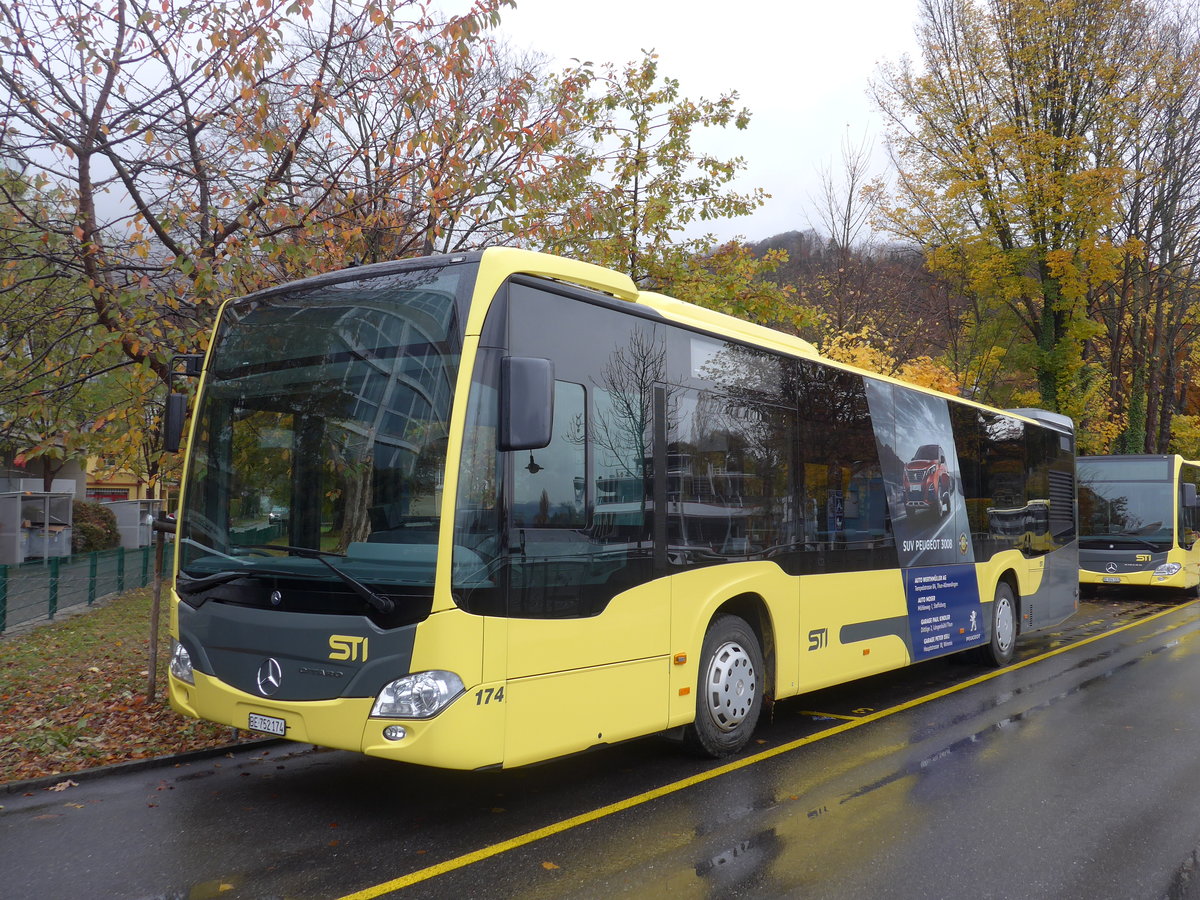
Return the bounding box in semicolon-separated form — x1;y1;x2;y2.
4;595;1200;900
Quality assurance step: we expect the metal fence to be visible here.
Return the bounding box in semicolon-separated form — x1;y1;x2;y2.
0;544;168;633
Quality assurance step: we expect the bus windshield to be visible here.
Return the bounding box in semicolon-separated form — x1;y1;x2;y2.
1079;479;1174;548
178;262;476;592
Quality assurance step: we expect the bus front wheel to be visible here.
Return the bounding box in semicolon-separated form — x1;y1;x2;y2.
684;614;764;758
978;581;1017;667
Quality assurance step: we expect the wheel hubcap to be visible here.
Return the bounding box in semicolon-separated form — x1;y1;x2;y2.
704;641;757;732
995;595;1014;651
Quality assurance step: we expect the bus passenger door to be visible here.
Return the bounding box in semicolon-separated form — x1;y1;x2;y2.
502;379;671;767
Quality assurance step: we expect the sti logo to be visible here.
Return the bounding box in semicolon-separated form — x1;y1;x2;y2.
329;635;369;662
1135;554;1152;563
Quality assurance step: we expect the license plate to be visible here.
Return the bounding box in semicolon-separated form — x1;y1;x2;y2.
1102;576;1122;584
248;713;286;736
909;485;921;493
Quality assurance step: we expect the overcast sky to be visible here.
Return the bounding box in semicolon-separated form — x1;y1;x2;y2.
491;0;925;242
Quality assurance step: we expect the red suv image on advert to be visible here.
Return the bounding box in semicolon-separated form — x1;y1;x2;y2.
905;443;952;517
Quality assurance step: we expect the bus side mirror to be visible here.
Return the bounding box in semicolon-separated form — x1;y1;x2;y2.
500;357;554;451
163;353;203;453
164;393;188;453
1184;483;1198;508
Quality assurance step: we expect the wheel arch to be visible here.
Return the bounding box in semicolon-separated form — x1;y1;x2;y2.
995;568;1022;635
711;592;776;699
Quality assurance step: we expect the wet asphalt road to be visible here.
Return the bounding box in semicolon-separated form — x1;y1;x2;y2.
5;593;1200;899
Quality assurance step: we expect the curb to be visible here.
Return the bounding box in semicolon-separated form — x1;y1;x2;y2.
3;737;285;795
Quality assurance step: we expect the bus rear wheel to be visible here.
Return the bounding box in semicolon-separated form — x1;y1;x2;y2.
683;614;763;758
977;581;1017;667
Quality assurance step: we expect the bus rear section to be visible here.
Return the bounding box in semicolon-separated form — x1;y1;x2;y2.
1077;455;1200;591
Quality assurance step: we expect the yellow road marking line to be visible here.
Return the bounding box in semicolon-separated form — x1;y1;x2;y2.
338;598;1198;899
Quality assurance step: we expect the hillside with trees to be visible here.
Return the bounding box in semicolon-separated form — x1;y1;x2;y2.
872;0;1200;454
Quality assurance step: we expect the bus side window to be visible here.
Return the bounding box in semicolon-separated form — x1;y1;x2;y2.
950;403;984;554
452;349;505;615
508;381;595;618
511;382;586;528
980;413;1026;553
795;362;894;573
664;386;793;564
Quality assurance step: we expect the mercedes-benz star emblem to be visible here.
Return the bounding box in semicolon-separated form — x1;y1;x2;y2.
1106;562;1119;573
270;590;283;607
256;658;283;696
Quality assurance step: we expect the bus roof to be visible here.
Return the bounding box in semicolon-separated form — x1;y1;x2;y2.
214;246;1070;437
472;247;1073;435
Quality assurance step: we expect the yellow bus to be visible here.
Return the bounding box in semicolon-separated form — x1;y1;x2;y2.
165;248;1079;769
1078;454;1200;591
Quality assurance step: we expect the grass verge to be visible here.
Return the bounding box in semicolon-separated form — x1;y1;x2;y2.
1;587;250;784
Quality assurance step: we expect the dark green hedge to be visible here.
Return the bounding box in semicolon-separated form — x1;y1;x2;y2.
72;500;121;554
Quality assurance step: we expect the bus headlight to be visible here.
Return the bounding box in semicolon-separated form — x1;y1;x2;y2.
371;671;464;719
1154;563;1182;577
169;639;194;685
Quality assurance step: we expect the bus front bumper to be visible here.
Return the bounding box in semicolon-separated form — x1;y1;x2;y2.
169;670;504;770
1080;568;1197;589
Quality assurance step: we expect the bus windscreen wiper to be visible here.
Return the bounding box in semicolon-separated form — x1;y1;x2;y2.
1082;533;1165;551
241;544;395;614
176;567;294;595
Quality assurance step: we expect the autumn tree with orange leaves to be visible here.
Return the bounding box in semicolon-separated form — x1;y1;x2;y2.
0;0;574;482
